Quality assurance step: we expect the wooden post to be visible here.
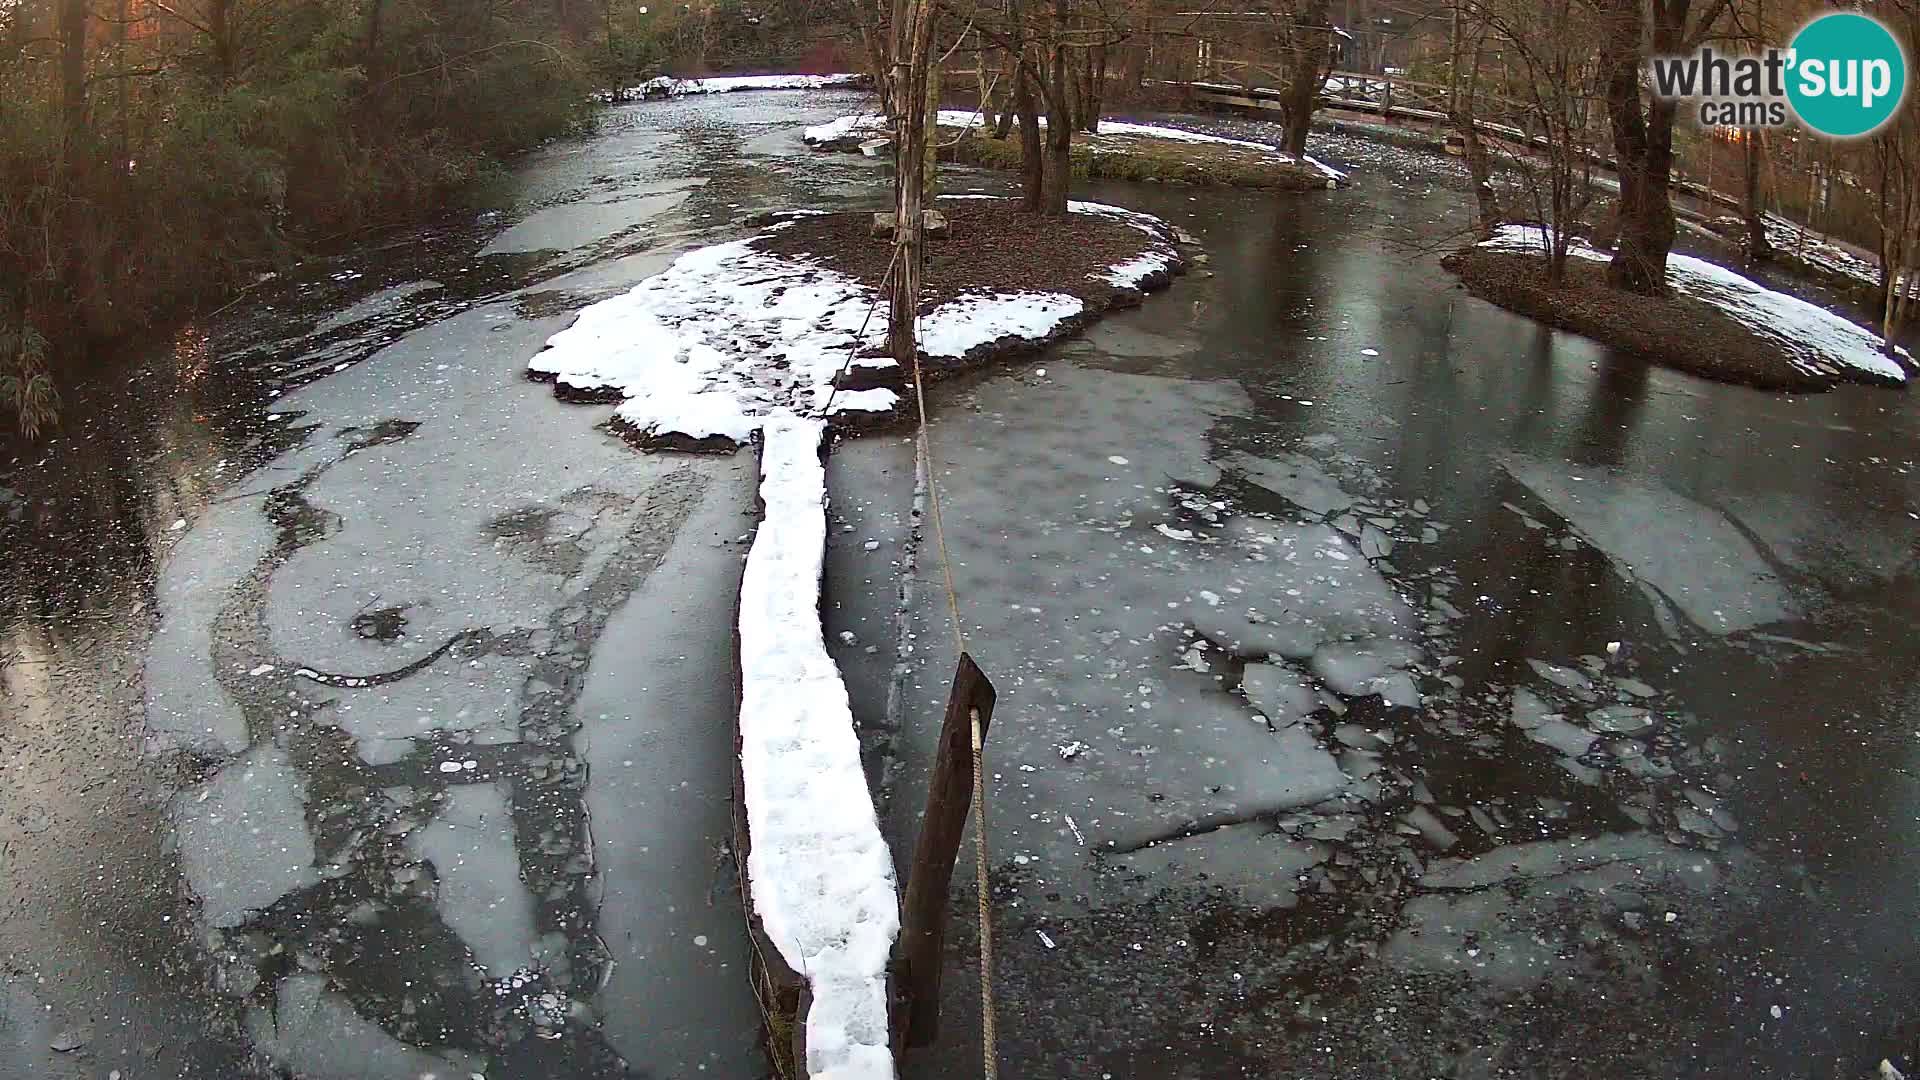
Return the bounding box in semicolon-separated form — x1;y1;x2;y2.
897;652;996;1048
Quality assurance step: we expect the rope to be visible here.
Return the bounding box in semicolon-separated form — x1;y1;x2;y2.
969;706;996;1080
899;215;995;1076
909;363;967;659
821;242;907;418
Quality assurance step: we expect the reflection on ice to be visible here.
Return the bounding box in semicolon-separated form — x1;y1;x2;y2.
1382;833;1724;988
176;745;319;928
410;782;539;978
248;975;481;1080
1503;454;1795;635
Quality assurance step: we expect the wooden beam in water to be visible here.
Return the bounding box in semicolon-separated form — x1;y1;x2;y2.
895;651;996;1049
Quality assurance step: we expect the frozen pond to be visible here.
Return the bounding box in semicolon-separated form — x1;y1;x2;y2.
0;89;888;1079
849;178;1920;1076
0;89;1915;1080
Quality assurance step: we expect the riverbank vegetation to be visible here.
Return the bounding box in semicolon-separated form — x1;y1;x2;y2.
941;123;1337;190
830;0;1341;219
0;0;854;437
1433;0;1918;378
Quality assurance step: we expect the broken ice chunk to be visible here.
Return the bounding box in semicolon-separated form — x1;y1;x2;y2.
1527;658;1593;691
1191;604;1322;660
1508;687;1556;730
1240;662;1319;728
1586;705;1655;734
1612;677;1657;698
1359;525;1394;560
1526;716;1598;759
1401;806;1459;851
1310;638;1423;707
1224;451;1355;517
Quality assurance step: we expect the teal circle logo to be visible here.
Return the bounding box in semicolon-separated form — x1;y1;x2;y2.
1786;13;1908;137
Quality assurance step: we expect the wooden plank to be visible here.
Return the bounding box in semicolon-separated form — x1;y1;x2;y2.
895;651;996;1049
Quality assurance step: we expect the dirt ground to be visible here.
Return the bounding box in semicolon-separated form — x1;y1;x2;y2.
751;198;1171;310
1443;247;1845;391
943;128;1338;191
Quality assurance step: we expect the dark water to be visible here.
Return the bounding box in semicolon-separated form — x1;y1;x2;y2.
2;92;1915;1080
0;91;892;1080
866;175;1919;1077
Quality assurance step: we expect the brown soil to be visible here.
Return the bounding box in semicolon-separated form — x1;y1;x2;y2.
940;128;1337;191
750;198;1184;400
1442;247;1862;392
751;198;1170;312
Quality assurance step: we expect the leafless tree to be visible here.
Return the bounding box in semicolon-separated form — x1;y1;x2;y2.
1590;0;1736;294
1869;0;1918;357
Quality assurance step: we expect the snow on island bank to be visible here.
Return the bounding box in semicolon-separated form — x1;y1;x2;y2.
803;111;1347;189
740;413;897;1080
1445;224;1910;391
597;72;868;103
528;197;1188;449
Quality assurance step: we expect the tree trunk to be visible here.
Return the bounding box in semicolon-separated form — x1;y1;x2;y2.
998;63;1013;139
888;0;938;366
1082;43;1105;132
1041;49;1072;215
1281;0;1328;157
1014;58;1043;210
1742;130;1771;262
58;0;88;165
993;53;1017;138
1038;2;1072;217
113;0;129;165
922;57;940;199
862;23;894;118
1599;0;1686;294
976;32;998;133
209;0;235;81
1451;29;1499;235
364;0;386;88
1884;178;1915;358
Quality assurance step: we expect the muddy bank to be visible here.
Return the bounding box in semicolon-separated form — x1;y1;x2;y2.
940;129;1338;191
755;198;1189;387
1442;246;1906;392
526;196;1189;453
805;110;1342;192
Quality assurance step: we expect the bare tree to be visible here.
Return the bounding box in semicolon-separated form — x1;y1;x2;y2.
1591;0;1735;294
1449;0;1501;234
1869;0;1918;357
1278;0;1331;156
886;0;937;363
1475;0;1606;283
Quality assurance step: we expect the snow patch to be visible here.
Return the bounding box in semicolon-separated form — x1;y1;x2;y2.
530;237;895;445
533;201;1179;446
919;292;1086;357
806;112;1349;185
624;72;866;100
1480;224;1908;383
1091;118;1280;150
738;414;897;1080
804;109;987;145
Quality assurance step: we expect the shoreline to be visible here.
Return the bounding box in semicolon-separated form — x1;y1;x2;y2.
527;196;1194;452
1443;227;1910;393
